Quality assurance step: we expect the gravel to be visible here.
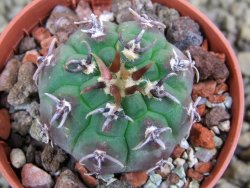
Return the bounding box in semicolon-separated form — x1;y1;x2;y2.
189;0;250;187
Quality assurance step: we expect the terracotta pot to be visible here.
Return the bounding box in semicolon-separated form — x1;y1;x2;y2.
0;0;244;187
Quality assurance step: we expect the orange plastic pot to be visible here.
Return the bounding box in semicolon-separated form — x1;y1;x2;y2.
0;0;244;188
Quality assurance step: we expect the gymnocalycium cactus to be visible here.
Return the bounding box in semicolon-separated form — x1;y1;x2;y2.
35;8;200;174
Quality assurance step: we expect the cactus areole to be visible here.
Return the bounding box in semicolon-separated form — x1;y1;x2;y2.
37;9;199;174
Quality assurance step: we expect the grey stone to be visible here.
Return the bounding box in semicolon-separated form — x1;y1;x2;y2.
238;147;250;162
195;148;217;163
19;36;37;54
45;5;77;43
11;111;32;136
112;0;133;23
0;15;7;32
154;3;180;29
238;52;250;76
10;148;26;168
41;144;67;173
205;107;230;127
0;174;9;188
238;132;250;148
224;157;250;186
0;59;20;92
7;6;23;20
29;120;44;142
216;179;238;188
240;26;250;42
55;169;86;188
7;62;37;105
242;121;250;133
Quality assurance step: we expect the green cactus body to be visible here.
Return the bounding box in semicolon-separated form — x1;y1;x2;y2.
38;18;194;174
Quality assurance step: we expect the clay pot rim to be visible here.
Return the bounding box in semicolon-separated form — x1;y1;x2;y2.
0;0;244;188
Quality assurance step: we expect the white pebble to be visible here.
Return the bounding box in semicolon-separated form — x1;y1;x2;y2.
10;148;26;168
180;138;189;149
187;148;198;168
188;180;200;188
173;166;186;179
211;126;220;134
176;179;185;187
224;95;233;109
182;152;188;160
214;135;223;148
218;120;230;132
173;158;186;167
99;11;114;22
206;101;225;109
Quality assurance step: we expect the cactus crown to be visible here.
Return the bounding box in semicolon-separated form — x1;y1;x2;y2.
36;8;199;174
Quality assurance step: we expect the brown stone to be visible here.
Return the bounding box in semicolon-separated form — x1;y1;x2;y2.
208;95;226;103
205;107;230;127
21;163;54;187
192;80;216;99
195;162;213;174
168;173;180;184
121;171;148;188
40;36;55;54
187;168;203;181
32;27;51;44
197;104;206;117
215;83;228;95
201;39;208;51
74;163;98;187
190;123;215;149
22;50;40;64
171;145;185;158
0;109;11;140
189;46;229;81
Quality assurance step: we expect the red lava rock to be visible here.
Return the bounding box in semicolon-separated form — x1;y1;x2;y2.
208;95;226;103
187;168;203;181
197;104;206;117
192;80;216;99
22;50;40;64
121;171;148;188
75;163;98;187
0;109;11;140
21;163;54;187
195;162;213;174
215;83;228;95
201;39;208;51
32;27;51;43
205;107;230;127
188;46;229;81
190;123;215;149
171;145;185;158
168;173;180;184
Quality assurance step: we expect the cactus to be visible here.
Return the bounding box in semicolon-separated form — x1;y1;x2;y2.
36;9;199;174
